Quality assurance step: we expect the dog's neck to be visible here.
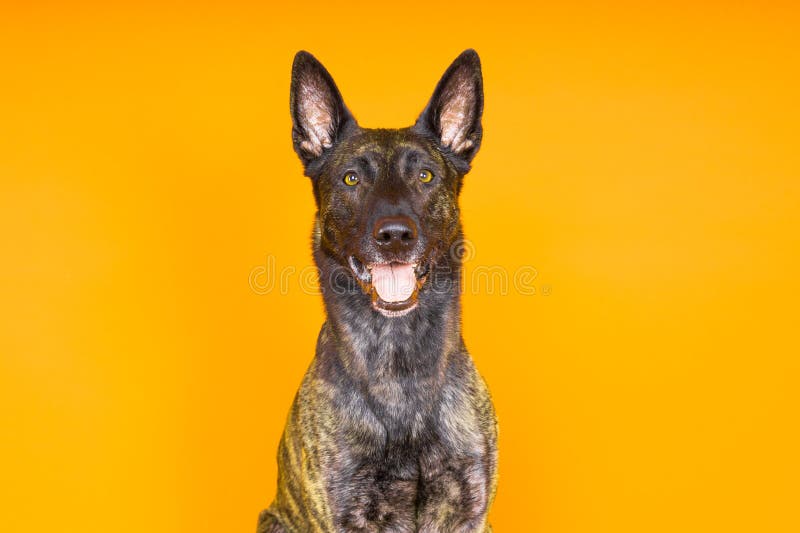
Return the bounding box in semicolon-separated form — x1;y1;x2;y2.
313;248;463;388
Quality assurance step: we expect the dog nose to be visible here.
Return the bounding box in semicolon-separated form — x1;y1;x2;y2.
373;216;418;251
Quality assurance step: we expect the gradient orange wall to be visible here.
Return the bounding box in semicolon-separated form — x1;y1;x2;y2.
2;1;799;532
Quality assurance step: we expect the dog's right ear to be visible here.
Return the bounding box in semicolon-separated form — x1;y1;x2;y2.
413;49;483;171
290;51;357;170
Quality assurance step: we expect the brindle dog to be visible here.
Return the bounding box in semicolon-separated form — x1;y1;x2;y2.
257;49;498;532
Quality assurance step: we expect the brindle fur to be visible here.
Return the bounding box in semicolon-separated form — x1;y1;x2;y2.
258;50;498;532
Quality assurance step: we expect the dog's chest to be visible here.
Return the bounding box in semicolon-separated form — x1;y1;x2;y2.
323;364;489;531
326;419;489;532
313;322;492;530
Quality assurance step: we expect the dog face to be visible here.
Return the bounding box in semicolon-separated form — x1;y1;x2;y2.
290;50;483;317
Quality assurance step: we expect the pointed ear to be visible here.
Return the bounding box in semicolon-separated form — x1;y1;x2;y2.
413;49;484;167
290;51;357;168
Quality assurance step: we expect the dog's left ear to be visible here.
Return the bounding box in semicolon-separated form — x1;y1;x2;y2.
413;49;484;168
290;51;357;170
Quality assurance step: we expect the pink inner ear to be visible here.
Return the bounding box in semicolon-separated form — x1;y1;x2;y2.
297;80;335;156
438;77;476;154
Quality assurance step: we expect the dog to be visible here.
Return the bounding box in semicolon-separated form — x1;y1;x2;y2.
257;49;498;532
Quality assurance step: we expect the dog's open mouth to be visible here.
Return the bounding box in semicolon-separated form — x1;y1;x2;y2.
348;256;429;317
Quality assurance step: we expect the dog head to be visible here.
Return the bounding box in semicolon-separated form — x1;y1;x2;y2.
289;50;483;317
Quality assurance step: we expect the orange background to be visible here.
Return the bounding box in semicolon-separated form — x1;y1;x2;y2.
2;1;799;532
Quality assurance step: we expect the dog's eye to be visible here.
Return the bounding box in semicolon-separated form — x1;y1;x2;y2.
343;172;359;186
418;169;434;183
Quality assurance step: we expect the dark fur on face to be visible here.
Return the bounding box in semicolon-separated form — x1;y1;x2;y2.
258;50;498;533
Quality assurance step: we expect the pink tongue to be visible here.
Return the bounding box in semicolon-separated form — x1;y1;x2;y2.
371;263;416;303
